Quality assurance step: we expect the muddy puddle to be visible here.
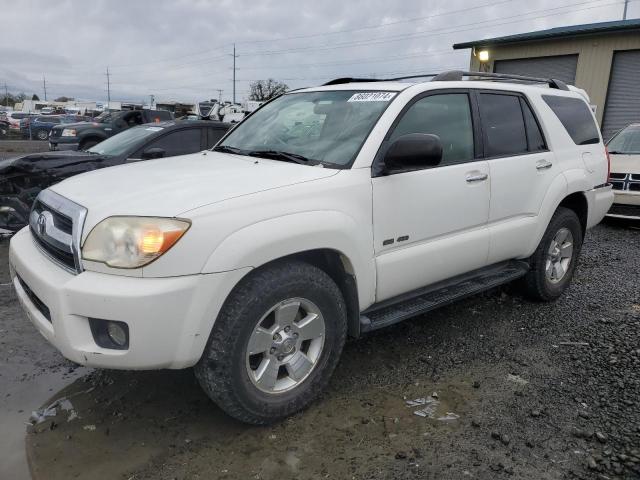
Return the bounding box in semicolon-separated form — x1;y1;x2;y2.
24;367;476;480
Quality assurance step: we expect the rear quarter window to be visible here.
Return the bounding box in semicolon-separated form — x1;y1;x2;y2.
542;95;600;145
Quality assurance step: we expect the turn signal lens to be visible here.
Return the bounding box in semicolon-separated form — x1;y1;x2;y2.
82;217;190;268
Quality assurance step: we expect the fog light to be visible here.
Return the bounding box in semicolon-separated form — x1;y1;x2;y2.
107;321;127;347
89;318;129;350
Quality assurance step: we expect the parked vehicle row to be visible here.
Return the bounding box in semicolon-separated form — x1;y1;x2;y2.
20;114;89;141
0;120;229;231
8;71;613;425
49;108;173;151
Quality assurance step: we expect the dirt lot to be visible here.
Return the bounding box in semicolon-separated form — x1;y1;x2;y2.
1;220;639;480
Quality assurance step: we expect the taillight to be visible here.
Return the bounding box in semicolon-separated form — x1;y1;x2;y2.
605;146;611;183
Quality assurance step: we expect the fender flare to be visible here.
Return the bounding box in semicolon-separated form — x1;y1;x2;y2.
525;169;590;255
202;210;376;310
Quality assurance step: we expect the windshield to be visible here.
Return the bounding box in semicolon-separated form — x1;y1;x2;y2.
607;125;640;154
217;90;396;167
87;125;164;156
93;112;112;123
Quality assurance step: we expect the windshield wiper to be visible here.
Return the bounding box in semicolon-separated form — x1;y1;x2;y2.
245;150;313;165
213;145;247;155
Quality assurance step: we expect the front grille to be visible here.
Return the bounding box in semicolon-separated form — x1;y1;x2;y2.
608;203;640;218
29;190;87;274
17;275;51;322
609;173;640;192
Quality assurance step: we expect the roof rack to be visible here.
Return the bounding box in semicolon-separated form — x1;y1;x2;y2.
322;70;569;90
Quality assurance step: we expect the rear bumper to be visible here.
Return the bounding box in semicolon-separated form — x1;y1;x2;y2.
9;227;251;370
585;184;614;228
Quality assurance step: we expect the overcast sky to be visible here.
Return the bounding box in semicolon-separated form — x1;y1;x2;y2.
1;0;637;104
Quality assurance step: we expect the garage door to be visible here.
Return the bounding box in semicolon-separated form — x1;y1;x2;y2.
601;49;640;141
494;54;578;85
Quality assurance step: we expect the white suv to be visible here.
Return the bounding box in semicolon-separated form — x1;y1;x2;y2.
9;71;613;424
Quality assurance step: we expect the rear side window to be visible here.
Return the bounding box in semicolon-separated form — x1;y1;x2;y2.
521;100;546;151
389;93;475;165
478;93;527;157
207;127;226;148
542;95;600;145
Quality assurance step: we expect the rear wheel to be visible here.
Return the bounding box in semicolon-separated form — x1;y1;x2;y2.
194;260;347;424
520;207;583;301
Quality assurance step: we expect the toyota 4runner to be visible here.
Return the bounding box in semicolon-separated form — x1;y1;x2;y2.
9;71;613;424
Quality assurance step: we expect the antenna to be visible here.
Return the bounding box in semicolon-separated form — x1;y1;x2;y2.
105;67;111;104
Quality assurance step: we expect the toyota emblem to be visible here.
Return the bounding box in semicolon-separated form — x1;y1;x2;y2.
37;213;47;236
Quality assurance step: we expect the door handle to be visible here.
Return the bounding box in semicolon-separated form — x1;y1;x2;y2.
466;173;488;183
536;160;553;170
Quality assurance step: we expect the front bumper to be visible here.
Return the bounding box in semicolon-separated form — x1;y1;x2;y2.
607;190;640;219
9;227;251;370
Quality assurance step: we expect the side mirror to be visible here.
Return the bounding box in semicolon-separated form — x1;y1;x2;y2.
383;133;443;174
141;147;165;159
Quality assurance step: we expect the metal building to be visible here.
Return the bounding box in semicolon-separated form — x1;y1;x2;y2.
453;19;640;140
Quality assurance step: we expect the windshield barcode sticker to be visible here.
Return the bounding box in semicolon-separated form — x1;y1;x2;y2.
347;92;396;102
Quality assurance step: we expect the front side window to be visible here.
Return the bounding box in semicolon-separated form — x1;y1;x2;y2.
479;93;528;157
217;90;395;167
606;125;640;154
144;128;202;157
542;95;600;145
389;93;475;165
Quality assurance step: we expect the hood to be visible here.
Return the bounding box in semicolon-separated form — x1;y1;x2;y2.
610;153;640;174
50;151;339;222
0;150;113;176
51;121;97;131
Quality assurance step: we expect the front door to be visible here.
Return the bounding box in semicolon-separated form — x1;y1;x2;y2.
372;91;491;302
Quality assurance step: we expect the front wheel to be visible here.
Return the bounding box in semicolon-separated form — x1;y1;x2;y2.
520;207;583;301
195;260;347;424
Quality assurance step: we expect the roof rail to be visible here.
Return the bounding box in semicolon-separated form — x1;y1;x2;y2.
322;74;438;86
431;70;570;90
322;71;570;90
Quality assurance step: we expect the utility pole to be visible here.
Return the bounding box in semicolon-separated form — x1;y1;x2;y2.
216;89;223;103
3;82;8;107
42;75;47;101
623;0;629;19
231;44;238;104
105;67;111;105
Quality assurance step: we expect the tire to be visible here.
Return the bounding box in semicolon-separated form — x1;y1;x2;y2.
35;129;49;141
80;139;98;150
520;207;583;301
194;260;347;424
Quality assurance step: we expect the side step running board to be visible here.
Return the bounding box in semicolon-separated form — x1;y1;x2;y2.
360;260;529;333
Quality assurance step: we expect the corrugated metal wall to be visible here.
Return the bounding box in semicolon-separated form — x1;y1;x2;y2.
601;49;640;141
494;54;578;85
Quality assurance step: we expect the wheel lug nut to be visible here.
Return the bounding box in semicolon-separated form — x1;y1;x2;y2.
293;332;299;337
273;334;279;340
277;355;284;361
284;326;291;333
270;347;276;354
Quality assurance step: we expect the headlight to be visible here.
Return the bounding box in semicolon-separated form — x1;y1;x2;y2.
61;128;76;137
82;216;190;268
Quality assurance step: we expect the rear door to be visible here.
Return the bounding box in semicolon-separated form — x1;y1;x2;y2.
477;91;556;263
372;90;491;301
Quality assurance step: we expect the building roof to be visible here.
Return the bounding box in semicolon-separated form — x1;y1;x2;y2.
453;18;640;49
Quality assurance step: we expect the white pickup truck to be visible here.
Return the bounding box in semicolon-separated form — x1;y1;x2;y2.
9;71;613;424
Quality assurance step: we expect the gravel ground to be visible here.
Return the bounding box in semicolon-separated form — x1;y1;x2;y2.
1;220;639;480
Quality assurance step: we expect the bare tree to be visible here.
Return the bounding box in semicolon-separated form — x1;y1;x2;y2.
54;96;74;102
249;79;288;102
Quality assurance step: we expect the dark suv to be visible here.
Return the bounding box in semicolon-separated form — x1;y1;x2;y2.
20;115;88;141
49;109;173;151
